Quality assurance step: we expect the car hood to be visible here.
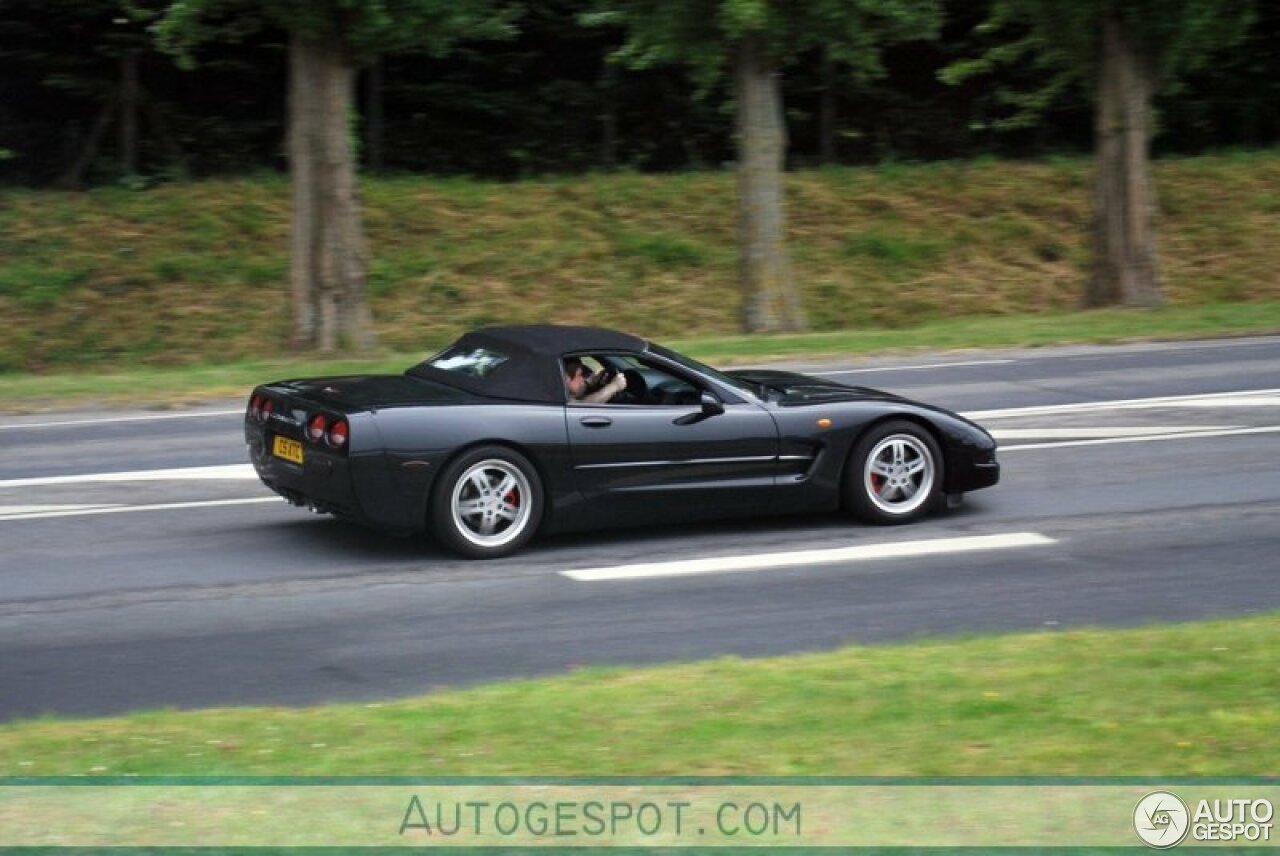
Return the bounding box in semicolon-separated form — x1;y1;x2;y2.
728;369;906;405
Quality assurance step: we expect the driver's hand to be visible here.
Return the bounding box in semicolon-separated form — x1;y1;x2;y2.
610;374;627;392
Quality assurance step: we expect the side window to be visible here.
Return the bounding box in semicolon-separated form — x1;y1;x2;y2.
565;352;707;406
562;355;605;400
612;355;703;406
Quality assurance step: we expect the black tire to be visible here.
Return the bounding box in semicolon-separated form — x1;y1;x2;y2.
430;445;544;558
844;420;944;525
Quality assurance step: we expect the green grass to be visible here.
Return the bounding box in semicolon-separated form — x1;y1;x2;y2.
842;229;950;266
3;150;1280;374
0;262;91;307
675;300;1280;364
2;613;1276;775
1;301;1277;412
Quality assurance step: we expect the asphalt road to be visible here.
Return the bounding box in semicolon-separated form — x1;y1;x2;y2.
2;336;1279;721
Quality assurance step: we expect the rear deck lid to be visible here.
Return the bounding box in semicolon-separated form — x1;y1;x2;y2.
264;374;472;412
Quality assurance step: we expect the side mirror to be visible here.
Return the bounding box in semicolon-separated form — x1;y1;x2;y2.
675;391;725;426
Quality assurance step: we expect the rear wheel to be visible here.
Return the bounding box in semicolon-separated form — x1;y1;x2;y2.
431;446;543;558
845;420;943;525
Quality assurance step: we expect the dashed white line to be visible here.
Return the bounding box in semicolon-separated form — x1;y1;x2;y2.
1;389;1275;501
990;425;1238;440
998;425;1280;451
965;388;1280;420
0;464;257;489
0;497;280;521
0;409;243;431
561;532;1056;581
0;504;121;516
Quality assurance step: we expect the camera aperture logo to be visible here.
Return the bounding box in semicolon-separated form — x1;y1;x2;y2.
1135;792;1190;849
1135;792;1275;848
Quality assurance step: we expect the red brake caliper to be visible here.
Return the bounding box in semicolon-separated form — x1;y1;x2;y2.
504;488;519;508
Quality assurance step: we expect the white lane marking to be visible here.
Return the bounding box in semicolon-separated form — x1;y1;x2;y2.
823;359;1015;375
0;409;243;431
3;391;1276;490
1158;396;1280;408
966;388;1280;420
999;425;1280;451
0;464;256;489
990;425;1239;440
0;504;122;515
561;532;1055;582
0;497;280;521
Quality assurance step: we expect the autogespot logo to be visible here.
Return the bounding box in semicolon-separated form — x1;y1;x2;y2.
1135;792;1191;849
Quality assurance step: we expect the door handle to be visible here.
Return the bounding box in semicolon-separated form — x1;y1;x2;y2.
579;416;613;428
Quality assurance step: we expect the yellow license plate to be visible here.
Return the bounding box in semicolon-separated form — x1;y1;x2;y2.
272;435;304;465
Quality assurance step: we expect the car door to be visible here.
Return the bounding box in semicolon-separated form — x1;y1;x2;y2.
565;355;779;520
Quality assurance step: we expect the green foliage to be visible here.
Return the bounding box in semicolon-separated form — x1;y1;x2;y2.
158;0;517;65
592;0;942;90
942;0;1258;132
3;0;1277;185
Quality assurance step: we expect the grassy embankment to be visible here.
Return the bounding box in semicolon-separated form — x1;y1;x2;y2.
2;150;1279;408
2;613;1277;775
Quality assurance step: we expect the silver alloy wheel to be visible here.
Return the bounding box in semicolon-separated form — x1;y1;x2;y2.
862;433;935;516
449;459;534;549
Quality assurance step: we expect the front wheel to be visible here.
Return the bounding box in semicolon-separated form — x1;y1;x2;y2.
431;446;543;558
845;420;943;525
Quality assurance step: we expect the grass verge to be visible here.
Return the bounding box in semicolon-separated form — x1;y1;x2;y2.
3;613;1277;775
1;301;1277;412
3;151;1280;374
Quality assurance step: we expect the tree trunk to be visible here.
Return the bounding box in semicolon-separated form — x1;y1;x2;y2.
287;33;377;353
143;98;188;177
1086;9;1164;307
365;56;385;174
599;64;618;169
818;47;836;165
56;91;117;190
736;35;805;333
288;34;320;349
119;51;140;176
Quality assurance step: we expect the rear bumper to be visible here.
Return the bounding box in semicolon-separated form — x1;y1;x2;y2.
247;426;366;521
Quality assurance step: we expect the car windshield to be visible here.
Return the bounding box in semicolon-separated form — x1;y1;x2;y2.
647;343;762;400
425;346;510;377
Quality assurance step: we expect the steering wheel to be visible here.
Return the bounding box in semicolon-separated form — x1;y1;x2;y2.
619;368;647;404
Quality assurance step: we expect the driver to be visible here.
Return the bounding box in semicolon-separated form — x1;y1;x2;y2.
565;357;628;404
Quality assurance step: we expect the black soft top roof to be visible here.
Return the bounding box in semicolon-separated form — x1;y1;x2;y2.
406;325;648;402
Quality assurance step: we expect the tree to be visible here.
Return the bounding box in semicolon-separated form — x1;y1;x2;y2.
591;0;940;333
159;0;513;353
0;0;188;188
944;0;1255;307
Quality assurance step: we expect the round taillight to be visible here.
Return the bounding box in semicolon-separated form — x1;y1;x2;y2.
260;398;274;422
249;395;261;419
327;419;349;449
307;413;327;443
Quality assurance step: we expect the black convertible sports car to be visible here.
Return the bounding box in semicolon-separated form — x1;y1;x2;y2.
245;325;1000;558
